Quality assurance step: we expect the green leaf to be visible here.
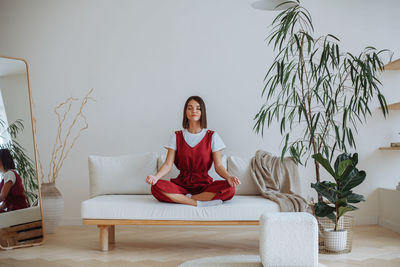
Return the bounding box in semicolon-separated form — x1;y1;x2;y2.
337;159;352;177
280;117;286;134
341;170;366;192
327;34;340;42
335;153;360;183
346;193;365;203
281;133;290;159
338;205;355;219
327;212;337;223
377;93;388;118
334;153;351;173
337;197;347;207
314;202;335;217
311;181;337;203
312;153;338;179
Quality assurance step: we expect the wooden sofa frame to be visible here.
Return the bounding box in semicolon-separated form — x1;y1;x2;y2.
83;219;259;251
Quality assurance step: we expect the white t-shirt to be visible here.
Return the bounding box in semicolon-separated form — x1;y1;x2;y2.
164;129;226;152
1;170;16;185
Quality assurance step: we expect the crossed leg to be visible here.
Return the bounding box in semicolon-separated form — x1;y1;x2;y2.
160;191;197;206
151;180;196;205
151;179;234;205
153;189;217;206
191;191;216;201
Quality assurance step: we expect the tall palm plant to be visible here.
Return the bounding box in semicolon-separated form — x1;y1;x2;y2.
253;0;388;201
0;119;38;205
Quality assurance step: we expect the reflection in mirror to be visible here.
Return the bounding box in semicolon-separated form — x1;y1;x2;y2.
0;56;43;249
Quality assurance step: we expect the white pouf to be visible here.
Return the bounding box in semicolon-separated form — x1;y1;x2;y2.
260;212;318;267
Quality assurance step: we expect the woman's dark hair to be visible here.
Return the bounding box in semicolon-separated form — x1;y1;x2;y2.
0;149;16;170
182;96;207;129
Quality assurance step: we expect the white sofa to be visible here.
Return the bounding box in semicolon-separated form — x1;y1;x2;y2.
81;152;281;251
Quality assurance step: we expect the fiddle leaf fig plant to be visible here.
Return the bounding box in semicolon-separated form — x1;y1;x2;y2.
311;152;365;231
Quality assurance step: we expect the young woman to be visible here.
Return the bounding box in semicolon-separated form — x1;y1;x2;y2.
146;96;240;207
0;148;28;213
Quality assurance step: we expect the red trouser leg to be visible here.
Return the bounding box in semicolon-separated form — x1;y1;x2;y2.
151;180;188;203
201;180;235;201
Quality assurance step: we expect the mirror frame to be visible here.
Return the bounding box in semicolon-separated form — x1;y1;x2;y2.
0;55;45;249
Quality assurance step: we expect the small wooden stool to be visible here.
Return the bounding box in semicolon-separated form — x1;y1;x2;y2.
0;220;43;248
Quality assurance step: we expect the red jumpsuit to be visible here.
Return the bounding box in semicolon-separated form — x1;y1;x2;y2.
151;130;235;203
0;170;29;212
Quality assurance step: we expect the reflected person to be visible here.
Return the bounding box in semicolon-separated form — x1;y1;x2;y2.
0;149;28;213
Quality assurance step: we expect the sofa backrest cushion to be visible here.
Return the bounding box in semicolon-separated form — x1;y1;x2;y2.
157;154;227;181
88;153;158;197
227;156;260;195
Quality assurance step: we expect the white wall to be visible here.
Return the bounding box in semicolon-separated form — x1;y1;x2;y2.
0;0;399;225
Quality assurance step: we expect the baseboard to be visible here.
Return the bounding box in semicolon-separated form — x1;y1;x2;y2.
61;217;82;226
379;218;400;233
354;216;379;225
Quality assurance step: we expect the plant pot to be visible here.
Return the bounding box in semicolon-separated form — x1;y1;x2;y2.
324;229;347;252
41;182;64;234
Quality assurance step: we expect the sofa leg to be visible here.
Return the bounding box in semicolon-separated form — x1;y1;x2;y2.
98;225;109;251
109;225;115;244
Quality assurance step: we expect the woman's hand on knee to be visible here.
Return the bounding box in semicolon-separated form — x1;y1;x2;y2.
226;176;241;187
146;175;160;185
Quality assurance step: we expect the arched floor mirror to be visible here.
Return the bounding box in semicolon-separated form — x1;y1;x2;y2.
0;55;44;249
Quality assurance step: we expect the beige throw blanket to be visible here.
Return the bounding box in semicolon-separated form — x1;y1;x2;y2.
250;150;308;212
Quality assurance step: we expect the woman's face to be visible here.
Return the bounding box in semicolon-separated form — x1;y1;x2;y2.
186;99;202;123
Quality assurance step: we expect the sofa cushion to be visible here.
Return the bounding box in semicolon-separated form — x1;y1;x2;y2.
157;154;227;181
227;156;259;195
88;153;158;197
81;195;279;221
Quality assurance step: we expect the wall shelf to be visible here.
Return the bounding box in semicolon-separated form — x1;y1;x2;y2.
380;60;400;149
387;102;400;110
385;58;400;70
379;102;400;110
379;147;400;150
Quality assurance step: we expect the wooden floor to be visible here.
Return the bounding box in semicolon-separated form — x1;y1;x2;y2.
0;224;399;266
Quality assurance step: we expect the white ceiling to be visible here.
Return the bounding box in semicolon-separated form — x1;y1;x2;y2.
0;57;26;77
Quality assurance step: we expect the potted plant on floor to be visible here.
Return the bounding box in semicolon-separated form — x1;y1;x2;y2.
311;152;365;252
253;0;389;203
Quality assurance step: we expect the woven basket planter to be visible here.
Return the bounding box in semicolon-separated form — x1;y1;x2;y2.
317;215;354;254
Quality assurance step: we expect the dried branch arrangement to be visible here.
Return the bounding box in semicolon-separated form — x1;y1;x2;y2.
34;88;95;184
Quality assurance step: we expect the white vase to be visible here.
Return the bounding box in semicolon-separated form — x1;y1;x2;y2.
324;229;347;252
41;182;64;234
